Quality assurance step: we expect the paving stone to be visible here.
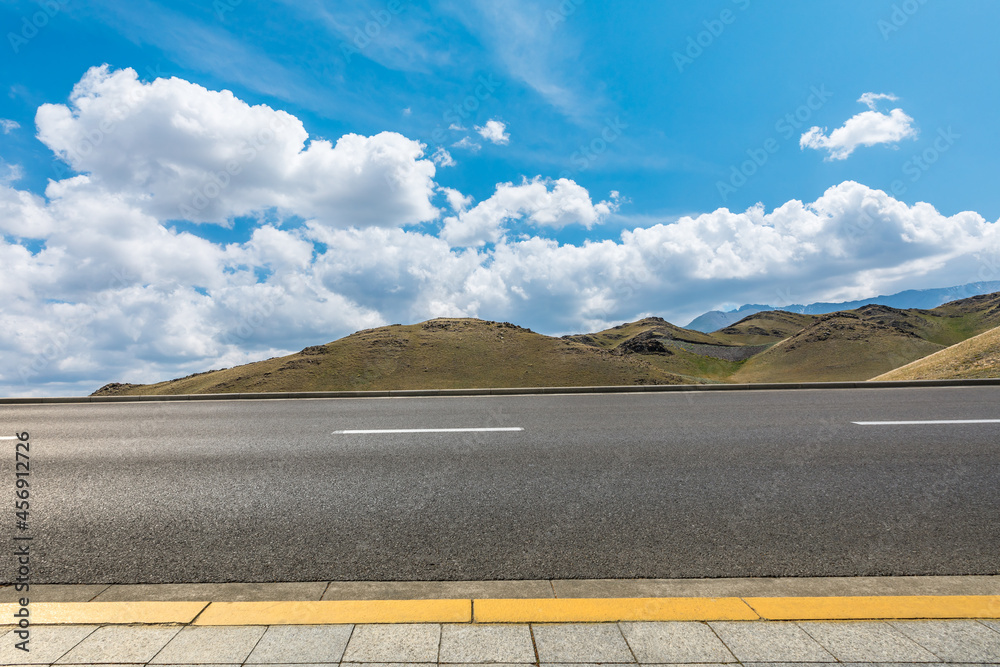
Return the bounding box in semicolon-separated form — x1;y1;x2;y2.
341;663;436;667
796;621;940;662
95;581;328;601
0;585;109;603
246;624;354;663
55;625;181;664
890;619;1000;662
0;625;97;664
532;623;634;663
619;621;735;663
323;580;553;600
149;625;266;664
709;621;834;662
341;623;440;663
440;623;536;663
980;619;1000;633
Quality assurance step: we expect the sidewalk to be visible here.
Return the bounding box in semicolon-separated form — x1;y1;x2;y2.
1;577;999;664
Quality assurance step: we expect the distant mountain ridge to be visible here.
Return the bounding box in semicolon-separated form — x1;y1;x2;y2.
685;281;1000;332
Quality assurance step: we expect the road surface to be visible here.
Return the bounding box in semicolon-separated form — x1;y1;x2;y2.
2;386;998;583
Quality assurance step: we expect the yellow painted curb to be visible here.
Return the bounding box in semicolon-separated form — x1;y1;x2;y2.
193;599;472;625
0;601;208;625
746;595;1000;620
473;597;759;623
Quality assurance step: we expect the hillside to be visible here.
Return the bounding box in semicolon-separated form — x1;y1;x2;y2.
710;311;818;346
94;292;1000;395
94;319;697;396
871;325;1000;381
729;308;945;383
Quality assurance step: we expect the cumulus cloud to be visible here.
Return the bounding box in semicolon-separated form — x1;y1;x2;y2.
430;147;456;167
4;68;1000;397
35;65;439;227
0;119;20;134
475;119;510;145
800;93;917;160
441;178;620;247
451;136;481;152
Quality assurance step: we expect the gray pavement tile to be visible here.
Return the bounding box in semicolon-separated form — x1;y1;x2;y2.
444;664;535;667
149;626;267;664
55;625;182;664
341;663;436;667
341;623;440;663
95;581;328;602
619;621;735;663
323;580;553;600
246;624;354;663
709;621;834;662
890;620;1000;662
797;621;940;662
550;575;1000;599
532;623;634;663
0;585;109;603
981;619;1000;633
440;624;535;663
0;626;98;664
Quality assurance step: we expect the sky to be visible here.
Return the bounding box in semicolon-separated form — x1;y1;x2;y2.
1;0;999;396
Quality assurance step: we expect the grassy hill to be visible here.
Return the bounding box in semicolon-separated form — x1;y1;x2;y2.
710;311;818;346
729;309;945;383
871;325;1000;381
94;292;1000;396
94;319;697;396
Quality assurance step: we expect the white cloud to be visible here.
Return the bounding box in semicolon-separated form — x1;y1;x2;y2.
451;136;481;152
0;119;20;134
5;68;1000;397
441;177;620;247
448;122;467;131
441;187;473;213
431;147;456;167
475;119;510;145
36;66;440;227
858;92;898;110
800;93;917;160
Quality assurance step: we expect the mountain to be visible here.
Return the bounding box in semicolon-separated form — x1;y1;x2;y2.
94;318;698;396
93;293;1000;396
871;325;1000;381
684;281;1000;332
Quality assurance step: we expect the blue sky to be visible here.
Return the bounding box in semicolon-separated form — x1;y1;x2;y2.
2;0;999;395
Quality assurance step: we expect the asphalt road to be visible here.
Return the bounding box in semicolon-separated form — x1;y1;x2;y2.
2;386;999;583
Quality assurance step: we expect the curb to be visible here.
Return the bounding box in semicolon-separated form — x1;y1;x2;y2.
3;596;999;625
3;378;1000;405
